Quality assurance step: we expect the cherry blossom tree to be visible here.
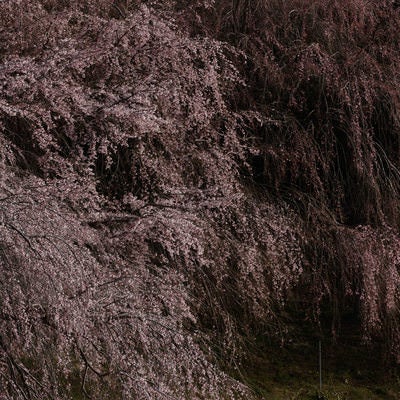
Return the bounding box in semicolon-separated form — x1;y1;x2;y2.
1;0;400;398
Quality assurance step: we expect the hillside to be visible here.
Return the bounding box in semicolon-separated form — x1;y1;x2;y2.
1;1;400;398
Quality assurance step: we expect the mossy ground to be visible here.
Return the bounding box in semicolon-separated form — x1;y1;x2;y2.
236;334;400;400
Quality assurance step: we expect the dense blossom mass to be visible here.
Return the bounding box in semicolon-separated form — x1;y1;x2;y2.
1;0;400;398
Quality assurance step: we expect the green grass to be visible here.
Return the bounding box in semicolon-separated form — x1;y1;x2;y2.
235;336;400;400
